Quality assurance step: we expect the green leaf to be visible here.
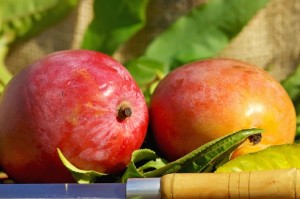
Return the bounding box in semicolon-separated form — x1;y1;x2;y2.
296;116;300;141
143;128;263;177
57;148;107;184
126;57;167;103
120;149;168;182
0;171;8;180
142;0;270;70
281;63;300;140
138;158;168;173
81;0;149;55
216;144;300;173
281;63;300;112
0;171;13;183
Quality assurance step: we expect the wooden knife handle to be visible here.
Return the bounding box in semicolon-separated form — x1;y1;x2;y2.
161;168;300;199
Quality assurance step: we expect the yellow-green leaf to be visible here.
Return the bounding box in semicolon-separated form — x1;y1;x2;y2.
57;148;107;184
216;144;300;173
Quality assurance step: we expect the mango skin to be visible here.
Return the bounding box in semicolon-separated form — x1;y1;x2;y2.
0;50;148;183
150;58;296;161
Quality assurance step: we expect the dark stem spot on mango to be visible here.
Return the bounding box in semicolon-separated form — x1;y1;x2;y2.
117;106;132;121
248;133;262;145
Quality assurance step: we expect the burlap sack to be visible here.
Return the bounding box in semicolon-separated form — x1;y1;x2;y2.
5;0;300;81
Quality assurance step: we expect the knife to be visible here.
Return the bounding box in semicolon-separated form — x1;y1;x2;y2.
0;168;299;199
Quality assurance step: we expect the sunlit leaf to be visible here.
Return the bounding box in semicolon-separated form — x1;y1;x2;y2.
126;57;167;103
120;149;167;182
81;0;149;55
142;0;270;70
57;148;107;184
216;144;300;173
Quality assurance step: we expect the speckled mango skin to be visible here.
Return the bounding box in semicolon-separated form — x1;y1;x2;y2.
0;50;148;183
150;58;296;161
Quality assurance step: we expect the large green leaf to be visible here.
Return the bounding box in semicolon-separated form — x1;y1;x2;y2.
142;0;270;70
216;144;300;173
81;0;149;55
126;0;270;99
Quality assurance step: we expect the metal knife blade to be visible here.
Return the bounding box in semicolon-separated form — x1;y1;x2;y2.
0;178;161;199
0;183;126;199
